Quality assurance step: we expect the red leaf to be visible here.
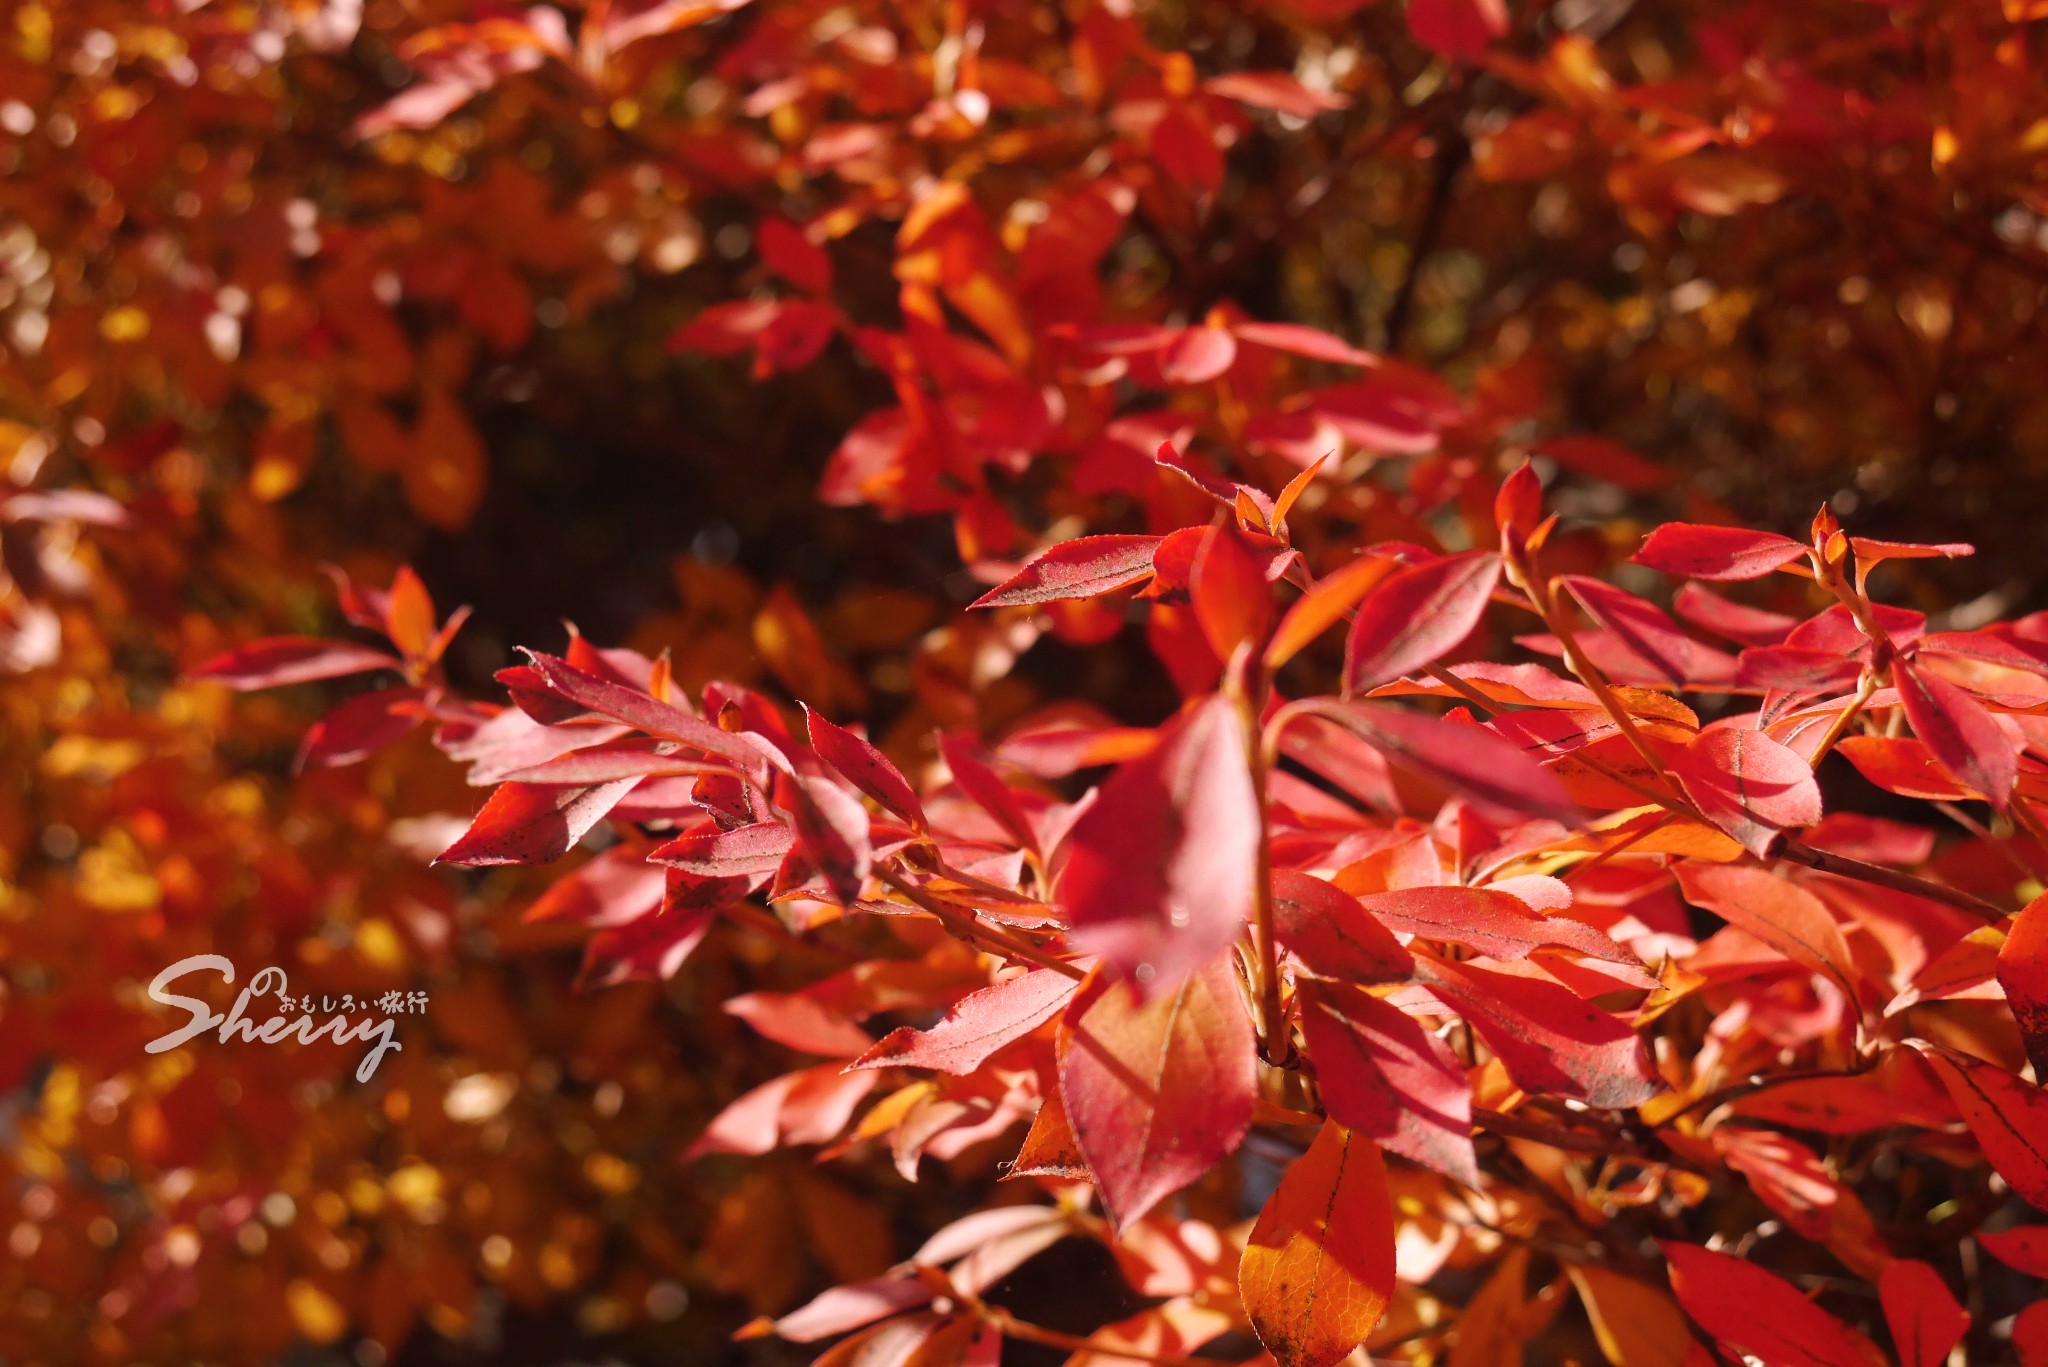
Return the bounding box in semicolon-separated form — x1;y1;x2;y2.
648;821;793;878
1663;1242;1874;1367
1559;576;1712;686
1239;1123;1395;1367
1674;581;1799;646
1061;696;1259;990
1837;735;1980;801
1669;726;1823;857
520;649;762;766
1979;1226;2048;1277
296;685;426;769
1315;702;1578;824
1203;73;1350;118
1298;981;1477;1187
1406;0;1508;57
1270;872;1411;984
1734;645;1863;694
1159;324;1238;384
757;217;833;295
852;970;1080;1075
524;845;667;927
1672;863;1858;1003
1190;526;1274;664
1633;525;1809;581
189;637;403;690
970;535;1163;608
786;772;873;906
1344;551;1501;692
1417;955;1660;1108
725;992;875;1058
1355;885;1639;966
767;1277;933;1343
806;706;926;829
1878;1260;1968;1367
1919;1046;2048;1213
2016;1302;2048;1367
1265;556;1397;671
436;778;640;866
1999;891;2048;1080
1230;320;1374;366
1896;659;2017;810
1056;959;1256;1231
686;1063;878;1159
939;733;1039;854
577;905;713;987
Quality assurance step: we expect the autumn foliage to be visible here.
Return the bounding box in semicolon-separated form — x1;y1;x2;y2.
9;0;2048;1364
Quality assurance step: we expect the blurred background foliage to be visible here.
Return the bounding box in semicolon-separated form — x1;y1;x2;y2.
4;0;2048;1360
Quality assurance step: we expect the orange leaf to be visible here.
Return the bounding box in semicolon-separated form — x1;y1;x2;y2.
1240;1123;1395;1367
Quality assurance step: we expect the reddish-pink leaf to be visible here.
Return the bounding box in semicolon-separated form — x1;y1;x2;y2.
649;821;793;877
521;649;762;766
786;772;873;906
725;991;875;1058
1315;702;1578;824
1239;1122;1395;1367
1735;644;1864;694
1265;556;1397;671
524;845;667;927
767;1277;934;1343
1979;1226;2048;1277
1061;695;1259;991
296;685;426;769
1999;891;2048;1080
806;705;926;828
1633;524;1809;581
1878;1260;1968;1367
1919;1047;2048;1213
852;970;1080;1075
1674;581;1800;646
1669;726;1823;856
436;778;640;866
1663;1242;1874;1367
1203;73;1350;118
1896;659;2017;810
1417;955;1660;1108
1189;526;1274;664
1056;959;1256;1231
577;905;713;987
939;733;1040;854
1406;0;1508;58
1344;551;1501;692
1298;981;1477;1187
1672;863;1858;1003
970;535;1164;608
1159;324;1238;384
1356;885;1639;966
1270;872;1411;984
1559;575;1713;686
189;637;402;690
1230;320;1374;366
685;1063;877;1159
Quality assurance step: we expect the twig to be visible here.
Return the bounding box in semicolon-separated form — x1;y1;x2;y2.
1777;840;2006;921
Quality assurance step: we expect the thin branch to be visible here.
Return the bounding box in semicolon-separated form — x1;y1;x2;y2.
1777;840;2006;921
